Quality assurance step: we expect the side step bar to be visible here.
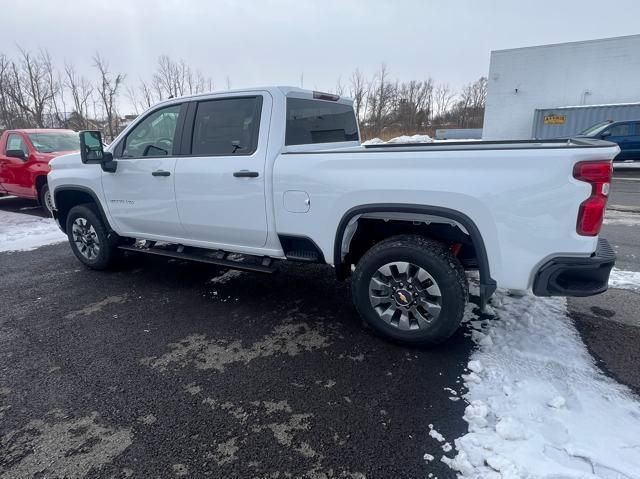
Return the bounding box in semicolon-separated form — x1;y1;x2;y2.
118;244;277;274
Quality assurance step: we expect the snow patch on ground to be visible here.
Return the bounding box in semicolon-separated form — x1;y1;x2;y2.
604;209;640;226
609;268;640;291
209;269;244;284
0;209;66;252
438;287;640;478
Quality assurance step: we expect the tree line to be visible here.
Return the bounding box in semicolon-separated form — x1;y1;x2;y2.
0;48;213;141
341;64;487;139
0;47;486;141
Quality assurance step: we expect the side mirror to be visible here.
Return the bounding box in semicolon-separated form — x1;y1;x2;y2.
6;149;26;160
600;131;611;139
79;130;117;173
79;130;105;163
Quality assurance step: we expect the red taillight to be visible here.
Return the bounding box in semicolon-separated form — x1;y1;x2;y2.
573;160;612;236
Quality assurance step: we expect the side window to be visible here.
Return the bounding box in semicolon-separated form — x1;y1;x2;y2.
7;134;27;155
122;104;181;158
635;123;640;135
191;97;262;156
607;123;630;137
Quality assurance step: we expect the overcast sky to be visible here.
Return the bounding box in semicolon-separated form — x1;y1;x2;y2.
2;0;640;111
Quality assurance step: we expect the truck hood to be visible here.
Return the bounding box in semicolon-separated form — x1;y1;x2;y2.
35;150;79;163
49;152;83;170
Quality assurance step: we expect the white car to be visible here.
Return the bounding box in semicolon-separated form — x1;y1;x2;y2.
48;87;618;346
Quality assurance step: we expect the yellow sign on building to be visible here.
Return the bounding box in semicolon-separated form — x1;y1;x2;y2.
544;114;566;125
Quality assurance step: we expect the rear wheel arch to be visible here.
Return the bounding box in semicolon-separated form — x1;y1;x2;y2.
53;186;112;234
333;203;497;305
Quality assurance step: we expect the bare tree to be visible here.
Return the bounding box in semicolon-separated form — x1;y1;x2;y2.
333;76;345;96
459;76;487;127
64;62;93;129
349;68;368;121
445;76;487;128
0;53;23;128
433;83;455;121
366;64;396;137
395;79;433;134
153;55;185;98
93;53;125;140
5;48;58;127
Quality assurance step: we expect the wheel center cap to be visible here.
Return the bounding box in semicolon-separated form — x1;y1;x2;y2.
394;289;413;307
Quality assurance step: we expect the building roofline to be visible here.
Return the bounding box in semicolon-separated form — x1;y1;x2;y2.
491;33;640;55
537;101;640;111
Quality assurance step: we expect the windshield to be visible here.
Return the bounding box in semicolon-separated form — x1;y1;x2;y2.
28;132;80;153
579;121;612;137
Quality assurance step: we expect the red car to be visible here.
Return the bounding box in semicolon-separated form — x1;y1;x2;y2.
0;129;80;215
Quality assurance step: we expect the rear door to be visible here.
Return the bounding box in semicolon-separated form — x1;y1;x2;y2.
102;102;187;238
174;93;270;248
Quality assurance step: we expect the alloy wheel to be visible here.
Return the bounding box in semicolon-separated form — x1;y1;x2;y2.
368;261;442;331
72;217;101;260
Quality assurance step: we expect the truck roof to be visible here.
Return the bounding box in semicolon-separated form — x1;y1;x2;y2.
153;86;354;107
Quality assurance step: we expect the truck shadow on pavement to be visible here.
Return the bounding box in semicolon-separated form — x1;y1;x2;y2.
0;196;47;218
0;245;476;479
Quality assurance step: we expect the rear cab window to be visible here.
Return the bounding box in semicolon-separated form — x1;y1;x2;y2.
191;97;262;156
285;98;359;146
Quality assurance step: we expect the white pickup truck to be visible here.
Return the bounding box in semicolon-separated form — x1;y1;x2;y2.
48;86;617;346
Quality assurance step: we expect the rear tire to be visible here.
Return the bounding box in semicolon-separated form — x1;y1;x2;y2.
351;235;468;346
66;204;117;270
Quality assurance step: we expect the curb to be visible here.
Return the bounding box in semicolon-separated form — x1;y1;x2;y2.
607;204;640;213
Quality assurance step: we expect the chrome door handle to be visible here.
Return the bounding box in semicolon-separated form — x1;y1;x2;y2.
233;170;259;178
152;170;171;177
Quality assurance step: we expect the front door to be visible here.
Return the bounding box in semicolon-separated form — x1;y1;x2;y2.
174;94;270;248
0;133;32;197
628;123;640;161
102;103;186;239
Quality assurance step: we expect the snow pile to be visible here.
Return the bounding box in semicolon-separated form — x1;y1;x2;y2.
609;268;640;291
362;134;433;145
361;137;385;145
440;288;640;478
0;209;66;252
388;134;433;144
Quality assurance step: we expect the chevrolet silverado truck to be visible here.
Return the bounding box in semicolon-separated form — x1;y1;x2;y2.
47;87;617;345
0;129;79;215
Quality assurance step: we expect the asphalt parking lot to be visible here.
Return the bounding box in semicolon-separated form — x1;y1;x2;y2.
1;171;639;478
0;221;477;478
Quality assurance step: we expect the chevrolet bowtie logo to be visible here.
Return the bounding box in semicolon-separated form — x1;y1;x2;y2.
397;292;408;303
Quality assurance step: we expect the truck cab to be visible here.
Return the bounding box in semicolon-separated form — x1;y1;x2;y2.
0;129;79;214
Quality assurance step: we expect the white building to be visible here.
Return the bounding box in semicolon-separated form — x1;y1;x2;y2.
482;34;640;140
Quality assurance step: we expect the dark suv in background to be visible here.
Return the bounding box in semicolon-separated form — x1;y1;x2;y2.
577;120;640;162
